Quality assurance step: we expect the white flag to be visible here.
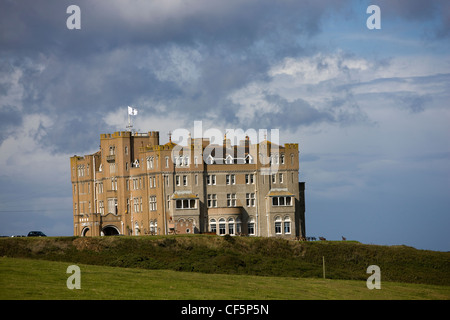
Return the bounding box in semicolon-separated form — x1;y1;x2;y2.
128;106;138;115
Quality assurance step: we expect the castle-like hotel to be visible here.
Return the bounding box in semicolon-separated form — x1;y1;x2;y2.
70;129;305;238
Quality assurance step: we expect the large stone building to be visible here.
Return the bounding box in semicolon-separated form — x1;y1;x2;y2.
70;130;305;238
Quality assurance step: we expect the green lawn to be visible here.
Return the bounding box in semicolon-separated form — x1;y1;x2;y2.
1;257;448;300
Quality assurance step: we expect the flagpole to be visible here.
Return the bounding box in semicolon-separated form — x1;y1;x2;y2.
126;106;132;131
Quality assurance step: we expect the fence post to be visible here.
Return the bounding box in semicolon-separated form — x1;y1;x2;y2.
322;256;326;279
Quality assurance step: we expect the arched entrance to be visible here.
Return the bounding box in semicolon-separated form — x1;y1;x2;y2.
102;225;120;236
81;227;90;237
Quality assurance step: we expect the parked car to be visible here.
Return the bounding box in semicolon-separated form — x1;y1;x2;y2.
27;231;47;237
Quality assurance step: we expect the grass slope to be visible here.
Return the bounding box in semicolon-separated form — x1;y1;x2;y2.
0;235;449;287
1;257;449;300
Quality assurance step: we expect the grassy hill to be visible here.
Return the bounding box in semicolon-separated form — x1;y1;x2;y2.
2;257;449;300
0;235;449;286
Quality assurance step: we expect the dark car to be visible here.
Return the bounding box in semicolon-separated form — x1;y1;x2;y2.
27;231;47;237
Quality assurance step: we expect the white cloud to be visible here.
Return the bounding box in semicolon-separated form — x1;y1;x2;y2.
0;113;72;195
269;51;371;85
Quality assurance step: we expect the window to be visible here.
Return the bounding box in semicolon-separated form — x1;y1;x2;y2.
206;155;214;165
176;175;180;186
133;198;139;213
184;156;189;166
227;193;236;207
279;173;283;184
291;153;294;165
210;219;217;233
245;174;254;184
147;157;153;169
245;155;253;164
149;196;157;211
207;194;217;208
165;156;169;168
275;216;282;234
99;201;104;215
246;193;255;207
271;174;276;183
225;155;233;164
150;221;155;234
183;175;188;186
284;217;291;234
281;154;285;164
108;198;118;214
207;175;216;185
228;218;235;235
272;196;292;206
248;218;255;235
226;174;235;185
175;199;196;209
219;218;226;235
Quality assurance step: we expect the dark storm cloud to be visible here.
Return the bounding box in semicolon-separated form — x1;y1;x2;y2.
0;0;345;153
0;0;448;156
0;0;339;56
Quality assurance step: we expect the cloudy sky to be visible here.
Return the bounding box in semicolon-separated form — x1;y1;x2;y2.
0;0;449;251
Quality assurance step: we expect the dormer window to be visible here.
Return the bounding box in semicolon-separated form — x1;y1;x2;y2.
133;159;140;168
147;157;153;169
245;155;253;164
206;155;214;165
225;155;233;164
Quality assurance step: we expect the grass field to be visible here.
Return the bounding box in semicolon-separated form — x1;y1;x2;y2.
1;257;449;300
